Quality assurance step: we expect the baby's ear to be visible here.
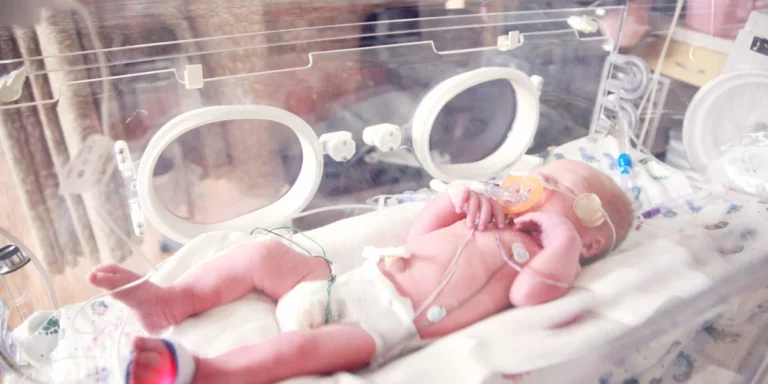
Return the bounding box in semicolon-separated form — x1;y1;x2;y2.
580;237;606;259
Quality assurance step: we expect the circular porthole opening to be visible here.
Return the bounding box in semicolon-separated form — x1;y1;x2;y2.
137;105;322;243
411;67;541;182
152;120;303;225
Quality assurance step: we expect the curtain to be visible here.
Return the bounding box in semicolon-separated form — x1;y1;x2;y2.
0;0;392;273
0;25;100;273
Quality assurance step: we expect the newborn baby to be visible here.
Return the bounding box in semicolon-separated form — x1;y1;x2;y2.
89;160;633;384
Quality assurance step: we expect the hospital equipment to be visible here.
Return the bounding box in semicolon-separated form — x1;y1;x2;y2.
683;8;768;174
0;0;768;383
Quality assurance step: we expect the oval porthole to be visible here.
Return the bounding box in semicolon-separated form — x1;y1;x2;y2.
411;67;541;182
151;120;303;225
137;105;323;243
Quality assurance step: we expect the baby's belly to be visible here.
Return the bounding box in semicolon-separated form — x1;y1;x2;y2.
380;226;541;338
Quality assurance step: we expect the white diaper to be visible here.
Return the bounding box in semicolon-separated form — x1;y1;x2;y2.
275;260;419;368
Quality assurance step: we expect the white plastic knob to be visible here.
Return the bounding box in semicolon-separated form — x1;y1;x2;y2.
497;31;521;52
319;131;355;162
567;15;599;34
114;141;133;173
129;199;145;237
530;76;543;96
183;64;204;90
363;124;402;152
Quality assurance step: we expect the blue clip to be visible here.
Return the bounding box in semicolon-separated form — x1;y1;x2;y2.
618;153;633;175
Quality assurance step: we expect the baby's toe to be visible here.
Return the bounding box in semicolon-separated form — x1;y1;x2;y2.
88;266;143;290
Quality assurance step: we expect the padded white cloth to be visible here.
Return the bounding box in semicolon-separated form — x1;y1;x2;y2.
138;203;725;384
548;135;694;211
38;139;767;384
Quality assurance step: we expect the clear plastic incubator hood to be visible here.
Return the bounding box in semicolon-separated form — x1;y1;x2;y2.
0;0;767;383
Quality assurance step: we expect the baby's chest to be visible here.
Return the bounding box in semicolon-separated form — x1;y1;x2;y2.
411;242;515;295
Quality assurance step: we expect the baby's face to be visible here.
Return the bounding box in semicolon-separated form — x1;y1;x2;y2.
527;160;631;257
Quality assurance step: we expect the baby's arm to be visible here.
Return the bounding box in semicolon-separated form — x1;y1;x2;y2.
408;185;505;242
508;212;582;307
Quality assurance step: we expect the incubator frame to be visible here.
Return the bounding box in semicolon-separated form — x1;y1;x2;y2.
10;4;753;383
138;65;544;240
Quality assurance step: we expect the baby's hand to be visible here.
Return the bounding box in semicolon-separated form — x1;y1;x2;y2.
447;185;506;231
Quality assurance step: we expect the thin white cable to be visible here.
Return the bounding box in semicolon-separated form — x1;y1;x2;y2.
0;275;24;325
68;194;160;335
0;229;60;382
71;246;170;337
709;0;715;64
495;231;571;289
13;6;604;65
70;270;156;336
13;4;623;77
72;205;370;337
66;259;172;382
636;0;682;114
112;311;129;383
546;184;618;252
636;0;684;142
413;228;475;320
285;204;376;221
94;205;156;270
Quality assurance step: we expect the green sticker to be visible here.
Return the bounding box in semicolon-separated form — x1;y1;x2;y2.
36;316;60;336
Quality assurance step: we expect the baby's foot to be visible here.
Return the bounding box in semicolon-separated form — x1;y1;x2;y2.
88;265;185;334
128;337;178;384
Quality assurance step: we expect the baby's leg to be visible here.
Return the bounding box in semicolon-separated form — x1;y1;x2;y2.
89;241;330;333
129;323;376;384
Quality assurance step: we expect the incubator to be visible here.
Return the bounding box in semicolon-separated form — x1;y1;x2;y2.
0;0;767;383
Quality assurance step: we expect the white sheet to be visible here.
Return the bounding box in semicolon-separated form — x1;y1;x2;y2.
142;209;724;384
36;149;768;384
547;135;694;212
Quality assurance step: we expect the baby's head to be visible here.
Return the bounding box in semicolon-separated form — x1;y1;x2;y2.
529;159;634;260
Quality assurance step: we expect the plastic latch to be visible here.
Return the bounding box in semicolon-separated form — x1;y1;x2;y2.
319;131;356;162
497;31;522;52
567;15;599;34
362;124;402;152
530;75;543;96
444;0;465;9
114;141;145;237
129;199;145;237
183;64;204;90
0;66;28;103
59;135;116;195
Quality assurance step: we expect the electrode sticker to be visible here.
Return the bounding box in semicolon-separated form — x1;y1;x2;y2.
59;134;116;195
751;36;768;57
